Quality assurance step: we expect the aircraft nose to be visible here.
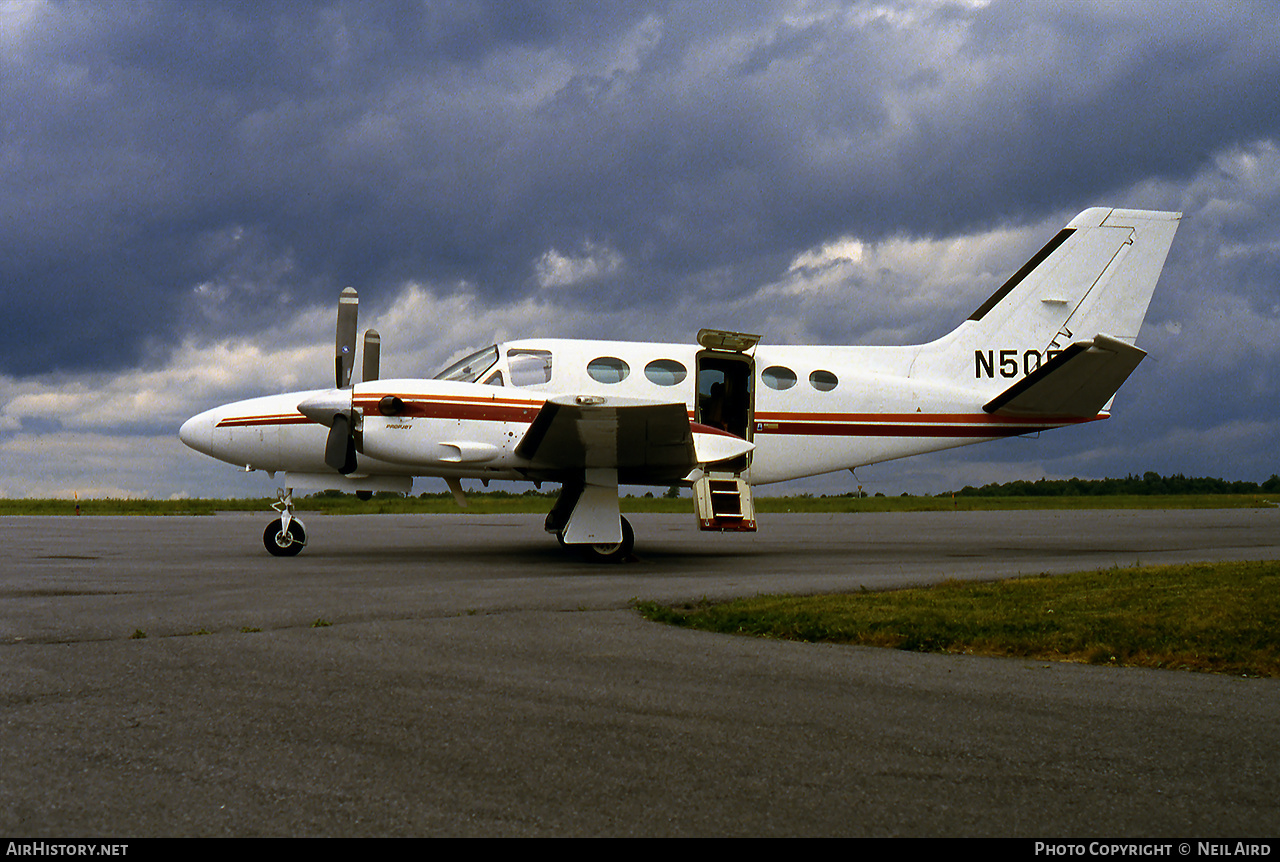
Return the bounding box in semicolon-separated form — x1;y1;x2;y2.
179;410;216;456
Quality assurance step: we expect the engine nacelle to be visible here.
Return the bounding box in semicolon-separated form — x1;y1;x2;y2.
360;415;506;467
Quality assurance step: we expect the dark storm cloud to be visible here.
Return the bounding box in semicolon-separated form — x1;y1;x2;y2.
939;3;1280;211
4;0;1280;378
0;1;655;369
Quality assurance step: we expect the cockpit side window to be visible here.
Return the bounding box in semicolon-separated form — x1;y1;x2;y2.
508;349;553;387
433;345;499;383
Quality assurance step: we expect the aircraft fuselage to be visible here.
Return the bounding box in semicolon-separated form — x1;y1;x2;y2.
179;336;1092;488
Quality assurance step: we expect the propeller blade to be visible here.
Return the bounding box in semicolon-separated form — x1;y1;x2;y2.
324;413;358;474
335;287;358;388
363;329;380;383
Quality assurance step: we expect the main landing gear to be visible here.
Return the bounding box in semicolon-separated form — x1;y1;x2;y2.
574;516;634;563
545;479;636;563
263;488;307;557
549;515;634;562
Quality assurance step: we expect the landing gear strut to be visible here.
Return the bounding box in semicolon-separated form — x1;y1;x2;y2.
264;487;307;557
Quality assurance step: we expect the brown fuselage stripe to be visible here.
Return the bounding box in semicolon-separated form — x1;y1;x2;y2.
755;422;1061;438
753;411;1098;424
215;415;313;428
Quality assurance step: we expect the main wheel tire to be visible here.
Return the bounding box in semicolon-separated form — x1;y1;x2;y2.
577;516;634;563
263;519;306;557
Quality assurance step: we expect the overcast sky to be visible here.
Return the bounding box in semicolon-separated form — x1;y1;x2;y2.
3;0;1280;499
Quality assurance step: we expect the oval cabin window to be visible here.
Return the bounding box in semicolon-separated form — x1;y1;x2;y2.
761;366;797;390
644;359;687;386
809;370;838;392
587;356;630;384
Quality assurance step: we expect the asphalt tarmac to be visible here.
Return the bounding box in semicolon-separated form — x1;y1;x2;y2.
2;509;1278;837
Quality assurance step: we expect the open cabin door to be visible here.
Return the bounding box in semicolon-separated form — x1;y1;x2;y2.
693;329;759;532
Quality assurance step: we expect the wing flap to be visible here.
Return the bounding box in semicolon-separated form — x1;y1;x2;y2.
515;395;752;483
983;333;1146;418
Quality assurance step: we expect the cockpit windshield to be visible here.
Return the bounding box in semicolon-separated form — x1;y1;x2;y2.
432;345;499;383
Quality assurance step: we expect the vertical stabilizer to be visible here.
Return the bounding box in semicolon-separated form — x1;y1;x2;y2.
910;208;1180;392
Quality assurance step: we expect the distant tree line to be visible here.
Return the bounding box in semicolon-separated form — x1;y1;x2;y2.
946;472;1280;497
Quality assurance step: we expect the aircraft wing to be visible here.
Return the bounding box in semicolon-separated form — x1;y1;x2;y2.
982;333;1146;418
514;394;753;484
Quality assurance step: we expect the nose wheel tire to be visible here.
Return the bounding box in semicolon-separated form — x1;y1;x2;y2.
263;519;306;557
576;517;634;563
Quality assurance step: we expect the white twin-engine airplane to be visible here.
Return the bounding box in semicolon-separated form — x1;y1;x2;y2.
180;207;1180;561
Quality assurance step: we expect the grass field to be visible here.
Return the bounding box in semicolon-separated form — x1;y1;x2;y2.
635;561;1280;677
2;492;1277;516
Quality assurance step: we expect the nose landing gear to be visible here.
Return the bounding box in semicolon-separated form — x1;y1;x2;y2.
264;519;306;556
264;487;307;557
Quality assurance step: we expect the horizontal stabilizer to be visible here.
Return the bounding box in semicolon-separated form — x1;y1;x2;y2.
983;334;1146;418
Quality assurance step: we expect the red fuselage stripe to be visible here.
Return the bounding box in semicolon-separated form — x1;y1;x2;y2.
216;401;1103;437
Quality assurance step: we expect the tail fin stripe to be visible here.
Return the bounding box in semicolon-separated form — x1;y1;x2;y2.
968;228;1075;321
